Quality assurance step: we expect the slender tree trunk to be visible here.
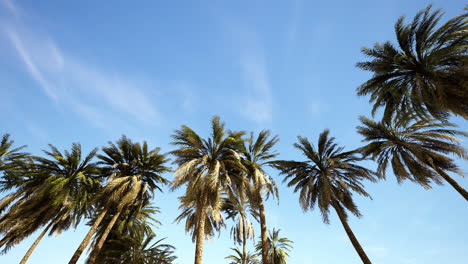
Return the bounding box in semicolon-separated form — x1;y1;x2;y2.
242;221;247;264
257;192;269;264
333;203;372;264
19;220;55;264
68;210;107;264
432;165;468;201
87;209;123;264
194;194;208;264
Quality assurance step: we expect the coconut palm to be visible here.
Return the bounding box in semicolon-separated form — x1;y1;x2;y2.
69;136;170;264
273;130;375;264
356;5;468;122
225;247;260;264
237;130;279;264
357;116;467;200
255;228;292;264
223;192;256;264
0;143;100;264
170;116;245;264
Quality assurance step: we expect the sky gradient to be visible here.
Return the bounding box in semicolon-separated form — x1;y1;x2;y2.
1;0;467;263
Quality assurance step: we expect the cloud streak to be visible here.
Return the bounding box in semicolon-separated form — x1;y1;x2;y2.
1;1;160;127
227;24;273;124
240;54;273;124
6;28;58;100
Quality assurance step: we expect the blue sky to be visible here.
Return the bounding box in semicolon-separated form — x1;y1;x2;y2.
1;0;467;263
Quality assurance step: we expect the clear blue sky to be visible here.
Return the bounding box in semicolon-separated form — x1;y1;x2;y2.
1;0;467;263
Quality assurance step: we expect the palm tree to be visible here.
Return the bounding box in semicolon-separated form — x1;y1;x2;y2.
357;116;467;200
95;233;177;264
88;202;176;264
223;192;256;264
255;228;292;264
273;130;376;264
174;191;225;243
69;136;170;264
356;5;468;122
170;116;245;264
0;133;28;191
225;247;260;264
0;143;100;263
238;130;279;264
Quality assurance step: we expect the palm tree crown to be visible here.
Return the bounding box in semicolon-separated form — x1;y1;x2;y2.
273;130;375;223
255;228;293;264
356;5;468;122
357;116;467;200
225;247;260;264
0;134;29;192
0;143;100;264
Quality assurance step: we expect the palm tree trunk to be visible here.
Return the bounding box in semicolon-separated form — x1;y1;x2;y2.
333;203;372;264
19;220;54;264
257;192;269;264
68;209;107;264
194;194;208;264
242;221;247;264
87;209;123;264
432;165;468;201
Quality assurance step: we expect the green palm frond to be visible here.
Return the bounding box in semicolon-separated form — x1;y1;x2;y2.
273;130;376;224
255;228;293;264
357;116;467;191
357;5;468;122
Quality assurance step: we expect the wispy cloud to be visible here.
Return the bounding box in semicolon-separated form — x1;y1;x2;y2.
286;0;303;57
367;246;390;258
1;0;19;18
1;1;160;128
173;82;198;113
226;24;273;124
6;28;58;100
240;54;273;124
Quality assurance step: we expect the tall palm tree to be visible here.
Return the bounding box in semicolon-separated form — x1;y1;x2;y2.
255;228;292;264
69;136;170;264
0;143;100;264
225;247;260;264
238;130;279;264
356;5;468;122
170;116;245;264
357;116;467;200
273;130;376;264
223;192;256;264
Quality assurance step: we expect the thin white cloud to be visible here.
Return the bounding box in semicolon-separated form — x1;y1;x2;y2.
173;82;197;113
227;24;273;124
1;1;160;127
367;246;390;258
6;28;58;100
240;55;273;124
1;0;19;18
286;0;303;56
